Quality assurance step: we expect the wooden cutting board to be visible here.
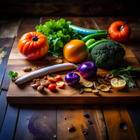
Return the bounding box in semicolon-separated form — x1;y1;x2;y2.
6;43;140;104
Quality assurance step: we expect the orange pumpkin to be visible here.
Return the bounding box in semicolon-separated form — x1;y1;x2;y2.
63;39;88;63
18;32;49;60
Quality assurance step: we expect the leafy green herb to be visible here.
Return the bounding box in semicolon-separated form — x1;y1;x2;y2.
8;71;18;81
35;18;82;56
110;66;140;88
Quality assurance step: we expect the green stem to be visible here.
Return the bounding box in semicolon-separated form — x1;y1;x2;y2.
120;21;126;31
118;67;140;73
131;68;140;71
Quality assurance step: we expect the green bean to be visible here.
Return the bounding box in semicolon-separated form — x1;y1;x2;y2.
85;39;96;47
88;39;110;51
82;32;107;42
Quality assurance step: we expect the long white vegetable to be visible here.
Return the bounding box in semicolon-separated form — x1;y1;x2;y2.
15;63;78;85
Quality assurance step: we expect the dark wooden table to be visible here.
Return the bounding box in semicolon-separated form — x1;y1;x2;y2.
0;17;140;140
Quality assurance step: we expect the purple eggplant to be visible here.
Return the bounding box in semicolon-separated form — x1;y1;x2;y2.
65;72;80;86
79;61;97;79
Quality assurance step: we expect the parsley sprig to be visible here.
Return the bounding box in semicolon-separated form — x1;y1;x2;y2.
8;71;18;81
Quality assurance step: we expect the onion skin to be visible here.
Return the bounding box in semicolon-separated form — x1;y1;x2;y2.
65;72;80;86
79;61;97;79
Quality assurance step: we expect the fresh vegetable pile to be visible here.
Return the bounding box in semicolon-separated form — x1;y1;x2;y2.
13;18;140;94
35;19;82;56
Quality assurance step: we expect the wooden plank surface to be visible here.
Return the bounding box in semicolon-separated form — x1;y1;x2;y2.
103;105;138;140
0;16;140;140
0;104;19;140
126;104;140;140
57;105;106;140
0;38;14;88
0;18;19;38
0;37;16;137
14;105;57;140
0;90;7;131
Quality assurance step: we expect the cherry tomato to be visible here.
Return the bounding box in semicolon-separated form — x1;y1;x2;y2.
18;32;49;60
108;21;131;42
63;39;88;63
48;84;56;91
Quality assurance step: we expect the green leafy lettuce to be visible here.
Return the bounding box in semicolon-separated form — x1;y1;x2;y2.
35;18;82;56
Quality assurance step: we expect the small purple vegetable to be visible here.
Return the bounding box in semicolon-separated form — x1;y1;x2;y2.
65;72;80;86
79;61;97;79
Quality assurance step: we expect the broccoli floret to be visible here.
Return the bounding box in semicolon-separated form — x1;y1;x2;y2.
91;40;125;69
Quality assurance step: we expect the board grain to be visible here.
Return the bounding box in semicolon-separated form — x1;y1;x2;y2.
57;105;107;140
14;105;57;140
6;53;140;104
103;105;138;140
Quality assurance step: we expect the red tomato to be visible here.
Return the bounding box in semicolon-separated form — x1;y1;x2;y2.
18;32;49;60
108;21;131;42
48;84;56;91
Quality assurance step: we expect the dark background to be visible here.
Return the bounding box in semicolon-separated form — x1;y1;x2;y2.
0;0;139;17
